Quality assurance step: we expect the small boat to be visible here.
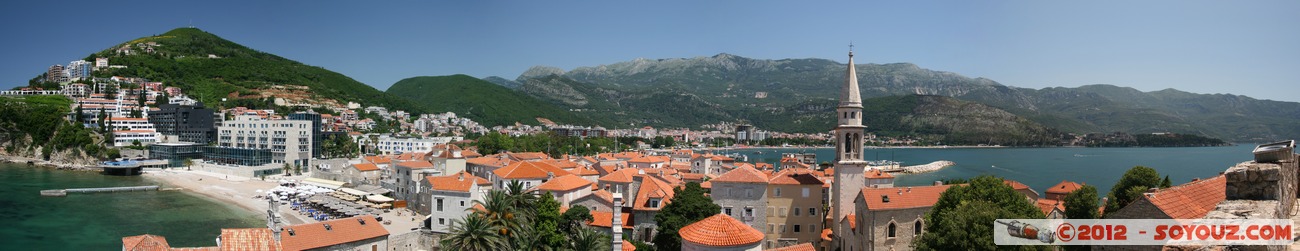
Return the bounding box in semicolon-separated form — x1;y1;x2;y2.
753;151;764;154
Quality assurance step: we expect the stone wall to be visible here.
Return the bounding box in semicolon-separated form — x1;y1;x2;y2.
1222;159;1297;217
388;230;437;251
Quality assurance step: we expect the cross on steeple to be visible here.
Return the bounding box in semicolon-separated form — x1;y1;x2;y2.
849;42;854;57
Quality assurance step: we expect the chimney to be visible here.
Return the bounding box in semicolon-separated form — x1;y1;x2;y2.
1191;178;1200;182
547;172;555;180
458;172;465;181
906;187;911;192
897;189;903;195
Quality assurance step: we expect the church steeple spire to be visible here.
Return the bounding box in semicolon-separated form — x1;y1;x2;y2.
841;44;862;107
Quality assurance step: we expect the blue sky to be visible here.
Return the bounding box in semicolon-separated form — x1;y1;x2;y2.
2;1;1297;101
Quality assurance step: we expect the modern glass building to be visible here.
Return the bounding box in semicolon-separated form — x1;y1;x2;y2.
203;146;273;166
148;142;205;167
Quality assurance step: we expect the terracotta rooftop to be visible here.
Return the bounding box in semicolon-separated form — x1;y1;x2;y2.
768;168;825;186
711;165;768;184
350;163;379;172
507;152;551;161
425;171;490;192
598;168;639;183
588;210;633;229
622;240;636;251
396;160;434;169
493;161;570;180
220;228;281;251
1036;198;1065;216
865;168;894;179
466;156;510;168
362;155;391;164
122;234;171;251
678;214;765;247
535;174;595;192
1003;179;1031;190
633;174;676;211
571;166;601;176
1045;180;1084;195
859;185;954;210
280;216;388;251
768;243;816;251
1145;175;1226;219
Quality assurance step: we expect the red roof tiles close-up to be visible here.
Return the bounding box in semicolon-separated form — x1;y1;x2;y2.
678;214;765;247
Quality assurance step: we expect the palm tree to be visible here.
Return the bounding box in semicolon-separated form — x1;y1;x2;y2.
475;190;523;237
441;215;506;251
505;180;536;213
567;228;612;251
508;224;552;251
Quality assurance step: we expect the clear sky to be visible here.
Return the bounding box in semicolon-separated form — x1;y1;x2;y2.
2;1;1297;101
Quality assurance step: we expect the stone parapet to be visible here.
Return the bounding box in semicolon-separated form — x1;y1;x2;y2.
1222;159;1296;216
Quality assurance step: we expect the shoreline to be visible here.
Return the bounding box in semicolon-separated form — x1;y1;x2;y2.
141;170;312;225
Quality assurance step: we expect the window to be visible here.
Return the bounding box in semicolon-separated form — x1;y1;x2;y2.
768;224;775;233
780;224;786;233
794;224;801;232
794;207;800;216
774;187;782;197
915;220;923;235
724;207;733;216
802;188;810;197
436;198;443;211
459;200;465;207
888;223;896;238
745;188;752;197
779;207;787;217
744;207;754;217
809;207;817;216
648;199;660;208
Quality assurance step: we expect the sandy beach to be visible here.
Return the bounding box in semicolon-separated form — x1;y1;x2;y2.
142;170;425;234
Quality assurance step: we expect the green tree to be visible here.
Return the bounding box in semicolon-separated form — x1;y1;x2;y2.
158;93;169;106
441;215;508;251
476;190;524;237
568;228;612;251
75;104;85;124
652;182;719;251
1160;175;1172;188
1063;185;1100;251
534;192;566;249
559;206;594;235
915;175;1046;251
183;158;193;170
1104;166;1161;214
283;163;291;176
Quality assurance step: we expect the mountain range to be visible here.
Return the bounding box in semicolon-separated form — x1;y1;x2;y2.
480;53;1299;142
54;28;1298;143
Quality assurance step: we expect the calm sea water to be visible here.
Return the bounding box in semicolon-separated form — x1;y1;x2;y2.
738;145;1256;196
0;164;261;250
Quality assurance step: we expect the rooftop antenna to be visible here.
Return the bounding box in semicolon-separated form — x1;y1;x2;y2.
188;19;195;28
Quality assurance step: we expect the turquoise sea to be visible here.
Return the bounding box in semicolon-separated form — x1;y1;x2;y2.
738;145;1255;197
0;164;261;250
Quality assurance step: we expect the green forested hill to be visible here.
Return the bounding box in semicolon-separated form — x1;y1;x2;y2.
385;75;602;127
84;28;426;113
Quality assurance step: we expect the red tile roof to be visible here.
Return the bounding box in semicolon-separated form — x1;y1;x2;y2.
350;163;379;172
633;174;675;211
711;165;768;184
589;210;633;229
1145;175;1226;219
768;243;816;251
535;174;595;192
865;168;894;179
362;155;391;164
507;152;551;161
821;228;833;241
1045;180;1083;195
622;240;636;251
1003;179;1031;190
466;156;510;168
768;168;825;186
678;214;764;247
846;214;857;230
396;161;434;169
598;168;639;184
425;171;490;192
220;228;281;251
571;166;601;176
1036;199;1065;216
859;185;954;210
122;234;171;251
493;161;571;180
280;216;388;251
